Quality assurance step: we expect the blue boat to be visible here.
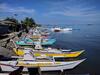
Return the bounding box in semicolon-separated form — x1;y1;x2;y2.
16;37;33;46
16;37;56;46
33;39;56;45
41;39;56;45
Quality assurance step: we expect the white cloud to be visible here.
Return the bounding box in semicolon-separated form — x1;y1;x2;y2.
0;3;35;14
47;6;99;17
44;1;100;17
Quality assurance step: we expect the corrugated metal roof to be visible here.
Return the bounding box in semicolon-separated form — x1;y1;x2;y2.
0;20;15;25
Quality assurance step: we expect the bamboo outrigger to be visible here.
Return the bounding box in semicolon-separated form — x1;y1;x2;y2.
0;49;86;72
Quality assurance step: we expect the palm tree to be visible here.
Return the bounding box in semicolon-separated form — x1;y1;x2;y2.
21;17;36;32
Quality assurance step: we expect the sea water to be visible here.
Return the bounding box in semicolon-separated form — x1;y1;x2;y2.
42;24;100;75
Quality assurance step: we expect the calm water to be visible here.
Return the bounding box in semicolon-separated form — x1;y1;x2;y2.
42;24;100;75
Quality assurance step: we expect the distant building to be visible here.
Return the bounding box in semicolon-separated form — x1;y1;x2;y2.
0;20;15;35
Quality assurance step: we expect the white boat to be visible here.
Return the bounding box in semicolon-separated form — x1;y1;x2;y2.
62;28;72;31
40;59;85;71
0;49;86;72
51;27;62;32
41;32;50;36
0;59;86;72
51;27;72;32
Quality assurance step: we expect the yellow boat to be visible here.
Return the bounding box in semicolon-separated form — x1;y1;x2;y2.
13;48;84;58
44;50;84;57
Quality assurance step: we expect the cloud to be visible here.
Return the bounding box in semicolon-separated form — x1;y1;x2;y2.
48;8;99;17
0;3;35;14
46;7;99;17
44;0;100;17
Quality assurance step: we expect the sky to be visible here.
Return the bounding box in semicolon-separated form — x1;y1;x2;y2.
0;0;100;24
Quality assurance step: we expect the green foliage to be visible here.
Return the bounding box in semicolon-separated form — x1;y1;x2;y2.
21;17;36;28
4;17;41;32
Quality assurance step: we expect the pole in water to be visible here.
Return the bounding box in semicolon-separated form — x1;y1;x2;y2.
60;69;64;75
38;67;42;75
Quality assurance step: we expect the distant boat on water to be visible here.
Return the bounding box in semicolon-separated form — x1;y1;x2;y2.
62;28;72;31
51;27;72;32
51;27;61;32
87;24;93;26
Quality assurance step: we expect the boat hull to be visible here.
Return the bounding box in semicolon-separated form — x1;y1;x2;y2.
0;59;86;72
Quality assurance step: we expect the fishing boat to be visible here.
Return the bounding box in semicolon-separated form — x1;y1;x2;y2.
0;49;86;72
41;32;50;36
13;48;84;57
16;37;33;46
51;27;72;32
16;38;56;46
51;27;61;32
0;59;86;72
34;39;56;45
31;29;41;39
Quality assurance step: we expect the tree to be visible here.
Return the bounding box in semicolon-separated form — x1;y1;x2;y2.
21;17;36;30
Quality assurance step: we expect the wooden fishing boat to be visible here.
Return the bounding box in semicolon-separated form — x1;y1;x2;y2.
0;50;86;72
13;48;84;58
34;39;56;45
0;59;86;72
16;38;56;46
0;59;85;71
